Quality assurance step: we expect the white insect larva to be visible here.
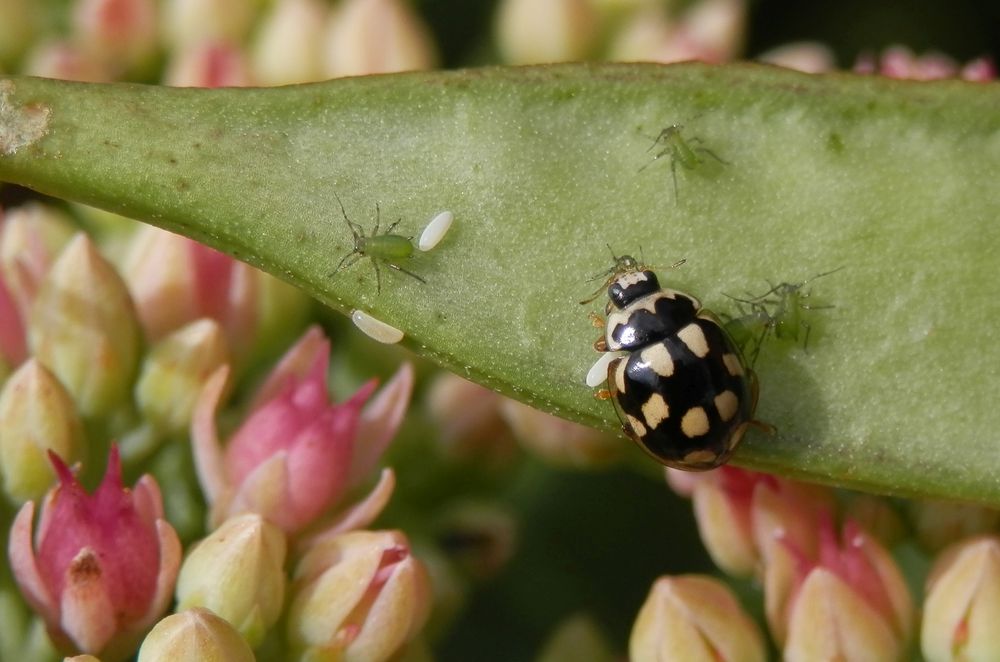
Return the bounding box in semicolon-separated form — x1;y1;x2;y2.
418;210;454;252
350;309;404;344
585;351;622;388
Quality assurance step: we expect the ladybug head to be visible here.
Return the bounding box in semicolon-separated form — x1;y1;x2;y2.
608;267;661;308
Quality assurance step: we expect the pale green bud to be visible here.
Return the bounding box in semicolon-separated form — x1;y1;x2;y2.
0;359;84;503
136;319;228;434
137;608;254;662
176;514;287;648
29;235;140;418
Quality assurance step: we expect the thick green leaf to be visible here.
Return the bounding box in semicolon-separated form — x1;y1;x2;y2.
1;64;999;502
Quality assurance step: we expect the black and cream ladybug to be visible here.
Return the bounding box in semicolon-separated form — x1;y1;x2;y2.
585;254;759;470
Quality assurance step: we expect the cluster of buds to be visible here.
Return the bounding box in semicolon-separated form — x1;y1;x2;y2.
632;466;1000;661
0;197;431;659
1;0;438;87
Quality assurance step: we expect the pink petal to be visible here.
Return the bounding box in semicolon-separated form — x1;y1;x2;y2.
190;241;235;320
141;519;182;627
0;273;26;365
300;468;397;551
249;325;327;410
220;262;258;357
351;364;413;487
8;501;57;619
225;452;291;529
132;475;166;524
191;366;232;503
58;548;118;653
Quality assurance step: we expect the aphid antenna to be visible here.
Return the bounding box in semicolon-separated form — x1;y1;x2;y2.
753;265;846;301
333;192;365;241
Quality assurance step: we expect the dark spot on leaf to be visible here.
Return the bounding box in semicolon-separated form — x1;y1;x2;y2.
827;132;845;154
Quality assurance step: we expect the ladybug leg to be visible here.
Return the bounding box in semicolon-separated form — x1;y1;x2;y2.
594;389;612;400
588;312;605;328
745;369;776;434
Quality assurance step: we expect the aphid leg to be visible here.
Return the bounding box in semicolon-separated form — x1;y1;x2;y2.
386;263;427;285
670;159;679;200
333;251;361;275
696;146;729;165
372;258;383;294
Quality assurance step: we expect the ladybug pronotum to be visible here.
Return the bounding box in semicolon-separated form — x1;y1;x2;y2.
586;254;759;470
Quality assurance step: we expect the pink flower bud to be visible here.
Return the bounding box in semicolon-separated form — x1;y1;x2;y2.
163;41;254;88
72;0;158;74
0;266;26;371
766;516;912;656
191;326;412;534
121;226;306;363
684;467;833;578
287;530;432;661
7;446;181;660
1;202;77;318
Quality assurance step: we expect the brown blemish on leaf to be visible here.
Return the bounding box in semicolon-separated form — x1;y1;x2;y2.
0;80;51;156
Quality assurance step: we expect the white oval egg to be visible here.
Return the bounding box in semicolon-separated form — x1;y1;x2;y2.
585;351;622;388
351;309;404;344
418;210;454;252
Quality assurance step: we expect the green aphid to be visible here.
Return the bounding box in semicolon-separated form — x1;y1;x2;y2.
724;268;843;365
333;193;426;294
642;124;728;200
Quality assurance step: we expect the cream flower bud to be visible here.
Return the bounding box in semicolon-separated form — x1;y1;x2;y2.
495;0;598;64
784;568;901;661
630;574;766;662
1;201;76;316
252;0;328;86
324;0;437;77
175;514;287;648
137;608;254;662
758;42;836;74
135;319;229;434
499;398;625;468
922;536;1000;661
538;613;615;662
909;500;1000;552
288;530;432;662
0;359;84;503
160;0;255;51
425;373;518;464
28;234;140;418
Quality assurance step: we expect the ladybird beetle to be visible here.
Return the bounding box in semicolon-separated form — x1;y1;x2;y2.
584;253;759;470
